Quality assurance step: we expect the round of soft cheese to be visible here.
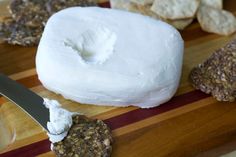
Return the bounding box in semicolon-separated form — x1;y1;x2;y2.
36;7;184;108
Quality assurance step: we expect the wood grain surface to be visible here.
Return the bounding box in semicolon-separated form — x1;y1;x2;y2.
1;0;236;157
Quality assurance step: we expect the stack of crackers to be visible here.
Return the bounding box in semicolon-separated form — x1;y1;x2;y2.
110;0;236;35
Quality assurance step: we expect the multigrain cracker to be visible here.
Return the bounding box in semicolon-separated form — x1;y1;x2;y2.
1;0;97;46
9;0;49;27
151;0;200;20
0;17;42;46
4;0;49;46
197;5;236;35
53;115;113;157
200;0;223;9
130;0;154;5
45;0;97;14
9;0;97;24
190;38;236;102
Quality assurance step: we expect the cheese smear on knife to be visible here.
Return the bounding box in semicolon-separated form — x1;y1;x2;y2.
36;7;184;108
44;98;76;143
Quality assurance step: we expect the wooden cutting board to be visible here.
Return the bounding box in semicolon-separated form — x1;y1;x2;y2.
1;1;236;157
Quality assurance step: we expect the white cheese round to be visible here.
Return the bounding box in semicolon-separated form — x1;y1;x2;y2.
36;7;184;108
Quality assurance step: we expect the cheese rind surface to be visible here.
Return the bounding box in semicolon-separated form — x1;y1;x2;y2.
36;7;184;108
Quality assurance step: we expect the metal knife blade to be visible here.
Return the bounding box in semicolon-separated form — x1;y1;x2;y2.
0;73;49;132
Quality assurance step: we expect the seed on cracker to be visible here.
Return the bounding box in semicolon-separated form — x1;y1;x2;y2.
200;0;223;9
197;5;236;36
130;0;154;5
151;0;200;20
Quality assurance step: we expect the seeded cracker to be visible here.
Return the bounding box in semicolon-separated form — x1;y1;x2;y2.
1;0;97;46
0;18;42;46
53;115;113;157
151;0;200;20
190;38;236;102
45;0;97;14
197;5;236;36
200;0;223;9
9;0;49;27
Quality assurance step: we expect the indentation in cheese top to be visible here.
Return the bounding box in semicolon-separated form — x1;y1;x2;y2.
63;26;117;64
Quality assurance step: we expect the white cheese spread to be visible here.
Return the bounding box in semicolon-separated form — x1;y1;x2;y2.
44;98;76;143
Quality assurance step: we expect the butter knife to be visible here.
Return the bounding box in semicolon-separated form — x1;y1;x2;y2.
0;73;49;132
